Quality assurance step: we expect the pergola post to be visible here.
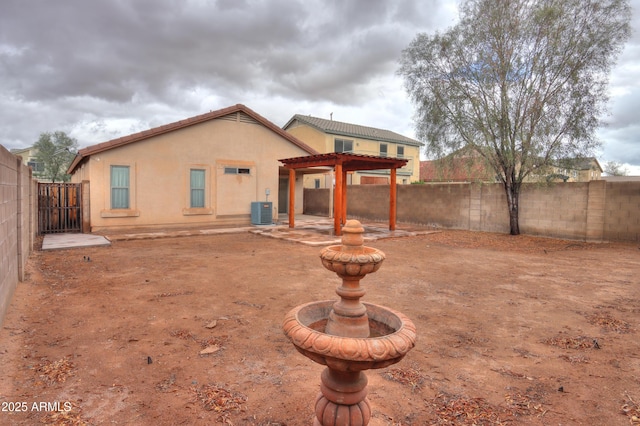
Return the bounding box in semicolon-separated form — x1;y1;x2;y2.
389;168;397;231
341;168;347;225
288;168;295;229
334;163;343;236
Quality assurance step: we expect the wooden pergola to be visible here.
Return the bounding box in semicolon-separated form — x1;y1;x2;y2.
279;153;408;236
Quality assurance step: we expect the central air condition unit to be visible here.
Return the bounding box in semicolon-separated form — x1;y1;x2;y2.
251;201;272;225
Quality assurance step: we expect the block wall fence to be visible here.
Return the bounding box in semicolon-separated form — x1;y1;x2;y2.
304;180;640;243
0;145;37;326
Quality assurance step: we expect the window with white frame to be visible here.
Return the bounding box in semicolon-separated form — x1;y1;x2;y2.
396;146;404;158
224;167;251;175
380;143;388;157
334;139;353;153
110;165;130;209
190;169;206;208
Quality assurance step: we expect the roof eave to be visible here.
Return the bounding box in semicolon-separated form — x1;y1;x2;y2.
68;104;319;175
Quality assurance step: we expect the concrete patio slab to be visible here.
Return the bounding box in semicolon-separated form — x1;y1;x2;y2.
42;233;111;250
251;217;439;246
39;216;437;250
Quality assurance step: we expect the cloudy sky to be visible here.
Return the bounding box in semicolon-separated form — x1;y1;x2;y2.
1;0;639;174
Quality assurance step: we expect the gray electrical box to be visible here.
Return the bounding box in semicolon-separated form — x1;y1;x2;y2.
251;202;272;225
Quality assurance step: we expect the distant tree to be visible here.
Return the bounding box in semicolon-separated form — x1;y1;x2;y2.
399;0;631;235
603;160;629;176
33;131;78;182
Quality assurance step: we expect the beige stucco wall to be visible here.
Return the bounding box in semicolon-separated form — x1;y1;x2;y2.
72;116;309;231
286;124;421;187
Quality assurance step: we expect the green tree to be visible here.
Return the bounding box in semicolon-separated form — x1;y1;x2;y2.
603;160;629;176
399;0;631;234
33;131;78;182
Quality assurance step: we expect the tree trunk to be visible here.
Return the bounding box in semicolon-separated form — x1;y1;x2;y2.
504;182;520;235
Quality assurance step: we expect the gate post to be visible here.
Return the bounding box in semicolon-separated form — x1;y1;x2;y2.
82;180;90;233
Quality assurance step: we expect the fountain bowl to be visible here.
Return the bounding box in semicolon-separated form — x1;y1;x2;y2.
282;300;417;372
320;246;385;277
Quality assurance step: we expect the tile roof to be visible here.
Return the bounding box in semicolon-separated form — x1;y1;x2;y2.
67;104;318;174
283;114;423;147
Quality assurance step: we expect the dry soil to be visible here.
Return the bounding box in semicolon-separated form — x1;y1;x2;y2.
0;230;639;425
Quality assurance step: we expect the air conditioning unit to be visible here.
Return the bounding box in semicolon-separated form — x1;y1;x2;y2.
251;202;272;225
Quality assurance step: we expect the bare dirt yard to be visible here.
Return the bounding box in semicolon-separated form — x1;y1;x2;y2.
0;229;639;425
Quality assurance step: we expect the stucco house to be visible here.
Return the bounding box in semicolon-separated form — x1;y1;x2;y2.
282;115;422;187
11;146;47;181
420;149;602;183
67;104;318;232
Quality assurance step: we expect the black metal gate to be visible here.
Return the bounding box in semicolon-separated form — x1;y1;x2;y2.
38;183;83;234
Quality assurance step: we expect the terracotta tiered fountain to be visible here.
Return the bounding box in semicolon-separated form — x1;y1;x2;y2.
283;220;417;425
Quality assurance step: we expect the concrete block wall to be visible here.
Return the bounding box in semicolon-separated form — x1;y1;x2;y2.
477;184;509;233
586;180;606;242
303;188;330;216
346;184;389;221
303;181;640;242
396;183;471;229
0;145;35;326
519;182;589;239
604;182;640;242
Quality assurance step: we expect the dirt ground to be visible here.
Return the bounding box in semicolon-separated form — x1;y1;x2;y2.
0;229;639;425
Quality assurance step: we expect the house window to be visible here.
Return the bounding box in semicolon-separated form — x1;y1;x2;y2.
190;169;205;208
110;165;130;209
224;167;251;175
380;144;388;157
396;146;404;158
334;139;353;153
27;160;44;172
314;179;320;189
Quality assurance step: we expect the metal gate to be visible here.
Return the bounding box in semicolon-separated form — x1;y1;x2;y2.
38;183;83;234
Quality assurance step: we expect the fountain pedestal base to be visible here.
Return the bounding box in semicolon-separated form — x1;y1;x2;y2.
314;368;371;426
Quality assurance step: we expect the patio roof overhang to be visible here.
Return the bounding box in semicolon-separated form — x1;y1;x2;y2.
279;153;409;235
279;152;408;171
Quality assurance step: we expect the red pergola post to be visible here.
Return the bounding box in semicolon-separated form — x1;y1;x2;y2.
390;168;397;231
288;168;295;228
334;163;343;236
341;168;347;225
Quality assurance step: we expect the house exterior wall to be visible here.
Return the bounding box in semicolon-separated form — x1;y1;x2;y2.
286;124;421;187
303;181;640;242
72;116;309;231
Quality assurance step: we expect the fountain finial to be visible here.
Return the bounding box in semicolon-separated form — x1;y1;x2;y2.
340;220;365;251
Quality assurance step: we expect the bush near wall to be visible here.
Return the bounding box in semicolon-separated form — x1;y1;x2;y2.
304;181;640;243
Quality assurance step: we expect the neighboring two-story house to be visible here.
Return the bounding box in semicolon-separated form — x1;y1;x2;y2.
546;157;603;182
283;115;422;187
420;149;603;183
10;146;45;176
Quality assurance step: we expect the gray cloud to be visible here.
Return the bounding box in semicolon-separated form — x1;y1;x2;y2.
1;0;638;176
